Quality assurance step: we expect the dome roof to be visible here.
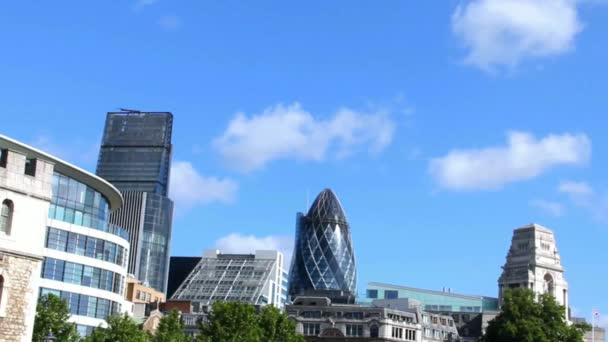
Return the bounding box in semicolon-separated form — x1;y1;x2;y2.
306;188;347;223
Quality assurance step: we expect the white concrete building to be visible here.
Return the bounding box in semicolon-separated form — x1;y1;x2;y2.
0;135;131;337
498;223;569;318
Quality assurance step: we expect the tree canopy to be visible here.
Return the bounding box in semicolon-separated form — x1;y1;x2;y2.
155;309;189;342
197;301;303;342
482;288;590;342
32;293;80;342
83;313;151;342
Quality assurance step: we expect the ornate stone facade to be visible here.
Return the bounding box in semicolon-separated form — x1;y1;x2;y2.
498;224;569;317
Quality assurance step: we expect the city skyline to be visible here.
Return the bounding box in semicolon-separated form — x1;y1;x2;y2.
2;0;607;332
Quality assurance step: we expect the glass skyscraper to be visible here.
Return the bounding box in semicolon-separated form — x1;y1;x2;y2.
96;111;174;294
288;189;357;304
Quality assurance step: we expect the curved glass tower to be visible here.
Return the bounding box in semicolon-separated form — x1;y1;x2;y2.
288;189;357;304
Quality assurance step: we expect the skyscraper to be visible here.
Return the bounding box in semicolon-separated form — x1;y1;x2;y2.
96;111;174;293
288;188;357;304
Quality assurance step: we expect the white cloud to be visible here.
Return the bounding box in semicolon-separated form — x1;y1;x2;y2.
429;131;591;191
213;103;395;172
159;15;181;31
529;199;565;217
558;181;608;222
170;161;238;208
214;233;294;265
558;180;593;196
452;0;583;70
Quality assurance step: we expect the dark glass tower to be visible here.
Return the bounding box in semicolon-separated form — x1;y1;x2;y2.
96;111;174;294
288;189;357;304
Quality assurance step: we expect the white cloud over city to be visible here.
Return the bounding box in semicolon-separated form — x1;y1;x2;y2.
170;161;238;208
429;131;591;191
213;103;395;172
558;180;608;222
214;233;294;265
452;0;583;70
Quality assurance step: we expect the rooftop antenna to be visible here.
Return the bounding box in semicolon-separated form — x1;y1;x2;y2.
117;107;141;113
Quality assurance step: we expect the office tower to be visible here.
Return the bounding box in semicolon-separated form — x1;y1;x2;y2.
171;249;288;310
96;111;174;293
1;135;130;338
288;188;357;304
498;224;569;317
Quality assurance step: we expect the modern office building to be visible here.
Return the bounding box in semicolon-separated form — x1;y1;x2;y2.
498;223;569;317
96;110;174;294
365;283;499;313
288;189;357;304
1;135;131;338
171;249;288;310
286;296;459;341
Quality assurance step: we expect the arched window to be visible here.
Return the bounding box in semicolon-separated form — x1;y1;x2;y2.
544;273;554;295
370;325;379;338
0;199;13;234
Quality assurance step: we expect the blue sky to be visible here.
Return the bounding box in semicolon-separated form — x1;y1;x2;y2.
2;0;608;328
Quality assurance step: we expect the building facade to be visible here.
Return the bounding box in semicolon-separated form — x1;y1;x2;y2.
286;296;460;341
498;224;569;317
1;135;131;338
289;189;357;304
171;249;287;310
96;111;174;294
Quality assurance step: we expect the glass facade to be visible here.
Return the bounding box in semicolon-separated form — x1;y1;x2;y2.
137;193;173;292
96;112;174;294
45;227;127;267
96;112;173;196
41;257;124;295
40;288;121;320
288;189;357;303
49;172;129;240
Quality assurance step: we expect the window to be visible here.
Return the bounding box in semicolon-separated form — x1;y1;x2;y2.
370;325;379;338
367;289;378;298
303;323;320;336
0;200;13;235
346;324;363;337
384;290;398;299
391;326;403;338
432;316;438;324
422;315;430;323
0;275;4;312
0;149;7;168
24;158;37;176
424;328;431;337
441;318;447;325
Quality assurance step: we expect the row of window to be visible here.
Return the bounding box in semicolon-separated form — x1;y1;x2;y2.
391;326;417;340
40;288;121;320
42;257;124;295
422;314;455;327
425;304;453;311
45;227;126;267
302;323;321;336
345;324;363;337
424;328;451;339
367;289;399;299
49;173;129;240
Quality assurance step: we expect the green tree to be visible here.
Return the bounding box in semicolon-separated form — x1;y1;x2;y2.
482;288;590;342
32;294;80;342
197;302;261;342
83;313;151;342
155;309;188;342
258;306;304;342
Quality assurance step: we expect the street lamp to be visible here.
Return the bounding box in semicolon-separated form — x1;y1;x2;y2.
43;331;56;342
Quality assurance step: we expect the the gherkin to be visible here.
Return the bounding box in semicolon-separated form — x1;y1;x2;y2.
288;189;357;304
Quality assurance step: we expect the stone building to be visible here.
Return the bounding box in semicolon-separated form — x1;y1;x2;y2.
0;139;54;341
1;134;132;338
498;224;569;318
286;296;460;341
